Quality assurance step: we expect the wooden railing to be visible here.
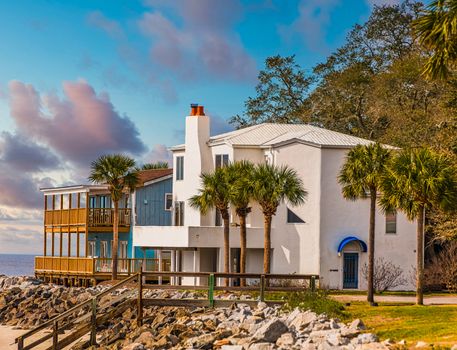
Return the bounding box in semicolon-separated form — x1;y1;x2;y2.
44;208;87;226
35;257;171;276
35;257;94;275
88;208;131;227
44;208;131;227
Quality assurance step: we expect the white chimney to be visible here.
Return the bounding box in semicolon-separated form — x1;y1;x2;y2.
182;104;212;225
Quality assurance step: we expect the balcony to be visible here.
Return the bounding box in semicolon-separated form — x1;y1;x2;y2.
44;208;131;232
35;256;171;278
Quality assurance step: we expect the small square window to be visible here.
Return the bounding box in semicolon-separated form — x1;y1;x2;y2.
165;193;173;211
215;154;229;169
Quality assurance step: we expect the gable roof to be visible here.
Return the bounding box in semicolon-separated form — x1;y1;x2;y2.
137;169;173;187
208;123;375;148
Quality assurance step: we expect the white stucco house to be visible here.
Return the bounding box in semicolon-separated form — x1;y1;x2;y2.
133;105;416;290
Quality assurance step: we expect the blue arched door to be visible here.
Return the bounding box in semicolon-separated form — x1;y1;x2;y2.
343;253;359;289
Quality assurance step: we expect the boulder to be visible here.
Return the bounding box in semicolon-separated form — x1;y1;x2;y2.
355;333;379;344
122;343;145;350
249;343;276;350
276;332;295;348
253;319;288;343
350;319;366;330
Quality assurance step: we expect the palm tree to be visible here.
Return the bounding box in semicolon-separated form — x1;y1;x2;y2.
338;143;391;305
414;0;457;79
380;148;457;305
251;163;307;274
227;161;255;286
89;154;139;280
189;167;232;286
140;161;169;170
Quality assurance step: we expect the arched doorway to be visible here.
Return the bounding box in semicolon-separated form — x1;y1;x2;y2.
337;237;367;289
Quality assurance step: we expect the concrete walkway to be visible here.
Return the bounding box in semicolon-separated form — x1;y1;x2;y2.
332;294;457;305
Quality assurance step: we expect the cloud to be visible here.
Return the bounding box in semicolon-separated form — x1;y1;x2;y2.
278;0;340;52
0;132;60;172
0;208;41;221
366;0;401;6
87;11;125;39
144;144;172;165
8;80;147;167
138;1;257;82
0;171;52;209
210;114;233;136
0;226;42;254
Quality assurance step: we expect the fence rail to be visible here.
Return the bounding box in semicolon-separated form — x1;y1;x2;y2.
18;270;319;349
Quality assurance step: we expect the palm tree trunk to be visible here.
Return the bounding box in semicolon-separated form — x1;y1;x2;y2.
239;213;247;287
112;200;119;281
367;190;376;304
263;215;272;274
223;213;230;287
416;205;425;305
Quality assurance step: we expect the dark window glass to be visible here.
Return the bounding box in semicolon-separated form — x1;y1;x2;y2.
215;154;229;169
176;156;184;180
165;194;173;211
287;208;305;223
386;210;397;234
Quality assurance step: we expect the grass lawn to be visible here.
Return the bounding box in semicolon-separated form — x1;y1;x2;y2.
343;302;457;345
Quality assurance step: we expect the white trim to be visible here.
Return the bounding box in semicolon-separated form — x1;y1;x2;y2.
164;193;173;211
40;184;109;195
143;174;173;187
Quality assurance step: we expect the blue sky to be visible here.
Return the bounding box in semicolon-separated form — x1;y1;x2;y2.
0;0;397;254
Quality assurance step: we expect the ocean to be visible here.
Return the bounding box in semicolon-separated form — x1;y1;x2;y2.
0;254;35;276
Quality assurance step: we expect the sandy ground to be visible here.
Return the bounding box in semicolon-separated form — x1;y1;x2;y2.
0;325;24;350
332;294;457;305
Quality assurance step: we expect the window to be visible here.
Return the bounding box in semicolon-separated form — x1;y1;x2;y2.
215;208;222;226
174;201;184;226
176;156;184;180
89;196;96;209
287;208;305;223
386;210;397;234
215;154;229;169
100;241;108;258
165;193;173;211
88;241;96;257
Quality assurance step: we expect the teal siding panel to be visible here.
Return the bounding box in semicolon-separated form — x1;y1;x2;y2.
135;178;172;226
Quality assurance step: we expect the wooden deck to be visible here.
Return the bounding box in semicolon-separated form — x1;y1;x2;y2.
34;256;170;285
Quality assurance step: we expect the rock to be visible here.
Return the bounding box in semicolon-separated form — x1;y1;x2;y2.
185;333;217;349
450;345;457;350
382;339;395;346
249;343;275;350
415;341;428;348
122;343;145;350
135;331;154;346
276;332;295;348
222;346;244;350
289;311;318;331
356;333;379;344
398;340;407;346
253;319;288;343
350;319;366;330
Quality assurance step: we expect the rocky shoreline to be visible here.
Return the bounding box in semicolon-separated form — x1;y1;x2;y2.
0;275;438;349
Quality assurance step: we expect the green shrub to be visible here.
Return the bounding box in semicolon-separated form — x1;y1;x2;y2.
282;290;346;318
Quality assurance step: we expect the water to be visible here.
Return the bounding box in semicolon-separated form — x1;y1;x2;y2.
0;254;35;276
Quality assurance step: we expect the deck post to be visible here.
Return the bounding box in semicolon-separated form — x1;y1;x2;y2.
208;273;215;308
137;269;143;326
158;250;162;285
44;195;47;257
17;336;24;350
85;192;89;257
260;275;266;302
310;276;316;292
52;320;58;350
171;250;176;285
90;298;97;346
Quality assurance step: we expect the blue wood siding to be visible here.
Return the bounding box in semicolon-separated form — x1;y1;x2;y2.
135;178;172;226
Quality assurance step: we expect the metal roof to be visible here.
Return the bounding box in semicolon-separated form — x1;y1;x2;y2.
208;123;376;148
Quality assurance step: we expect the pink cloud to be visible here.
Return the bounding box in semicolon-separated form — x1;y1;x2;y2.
87;11;125;39
279;0;340;52
138;1;257;82
8;80;146;167
144;144;172;165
